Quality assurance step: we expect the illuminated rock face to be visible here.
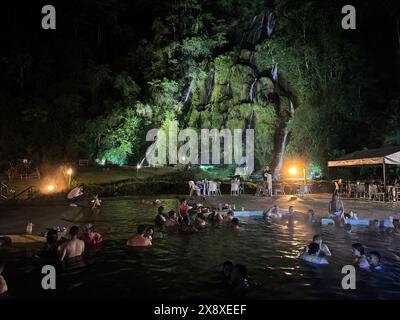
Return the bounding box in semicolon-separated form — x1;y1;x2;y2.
181;8;295;177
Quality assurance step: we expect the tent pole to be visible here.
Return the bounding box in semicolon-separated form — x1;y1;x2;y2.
383;162;386;192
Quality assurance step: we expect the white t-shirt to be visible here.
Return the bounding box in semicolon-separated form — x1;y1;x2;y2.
67;187;83;199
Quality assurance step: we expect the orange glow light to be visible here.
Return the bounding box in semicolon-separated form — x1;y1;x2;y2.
289;167;297;175
47;185;55;191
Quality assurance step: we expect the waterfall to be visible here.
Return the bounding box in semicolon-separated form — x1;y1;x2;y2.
181;81;192;104
247;109;255;129
271;60;278;82
273;128;289;180
249;77;257;102
272;99;295;180
267;11;274;37
249;51;255;66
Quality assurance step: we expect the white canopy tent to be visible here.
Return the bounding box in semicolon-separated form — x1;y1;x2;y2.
327;146;400;189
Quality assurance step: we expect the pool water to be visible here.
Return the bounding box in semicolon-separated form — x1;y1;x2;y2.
2;198;400;300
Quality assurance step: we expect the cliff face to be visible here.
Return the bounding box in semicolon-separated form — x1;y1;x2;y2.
182;9;295;178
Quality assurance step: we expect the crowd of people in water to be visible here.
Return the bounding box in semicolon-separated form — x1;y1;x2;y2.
0;188;395;296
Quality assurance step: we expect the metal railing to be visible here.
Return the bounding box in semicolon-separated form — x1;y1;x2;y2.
0;182;9;200
13;186;34;200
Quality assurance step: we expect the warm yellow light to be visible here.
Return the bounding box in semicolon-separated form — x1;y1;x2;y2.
289;167;297;175
47;185;55;191
67;168;72;175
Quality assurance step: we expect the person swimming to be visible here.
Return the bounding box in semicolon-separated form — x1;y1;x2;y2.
155;206;167;227
312;235;331;256
127;224;152;247
0;261;8;295
178;198;191;217
80;224;103;246
352;243;370;269
284;206;295;217
368;251;382;271
231;218;240;229
263;205;281;219
165;210;179;228
207;210;216;223
141;199;161;205
301;243;329;265
144;226;154;241
195;212;207;228
40;229;61;259
225;211;234;222
59;226;85;261
222;260;234;282
229;264;250;289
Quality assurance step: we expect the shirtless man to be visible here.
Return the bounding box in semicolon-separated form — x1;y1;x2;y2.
263;205;281;219
165;211;179;228
59;226;85;261
127;224;152;247
312;234;331;256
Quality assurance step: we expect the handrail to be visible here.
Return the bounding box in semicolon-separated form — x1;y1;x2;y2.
0;182;9;200
13;186;34;200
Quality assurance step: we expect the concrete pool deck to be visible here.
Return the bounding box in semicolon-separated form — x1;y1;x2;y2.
1;193;400;236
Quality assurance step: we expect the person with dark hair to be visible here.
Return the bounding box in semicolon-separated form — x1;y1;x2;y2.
352;243;370;269
165;210;179;228
225;211;234;222
155;206;167;227
207;210;216;223
195;212;207;228
144;227;154;241
80;224;103;246
67;184;84;207
301;243;329;264
223;260;234;280
328;193;344;218
127;224;152;247
40;229;60;259
59;226;85;261
0;261;7;295
312;235;331;256
178;198;191;217
230;264;250;288
231;218;240;229
368;251;382;271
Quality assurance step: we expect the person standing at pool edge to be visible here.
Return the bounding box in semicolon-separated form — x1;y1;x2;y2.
67;184;84;207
